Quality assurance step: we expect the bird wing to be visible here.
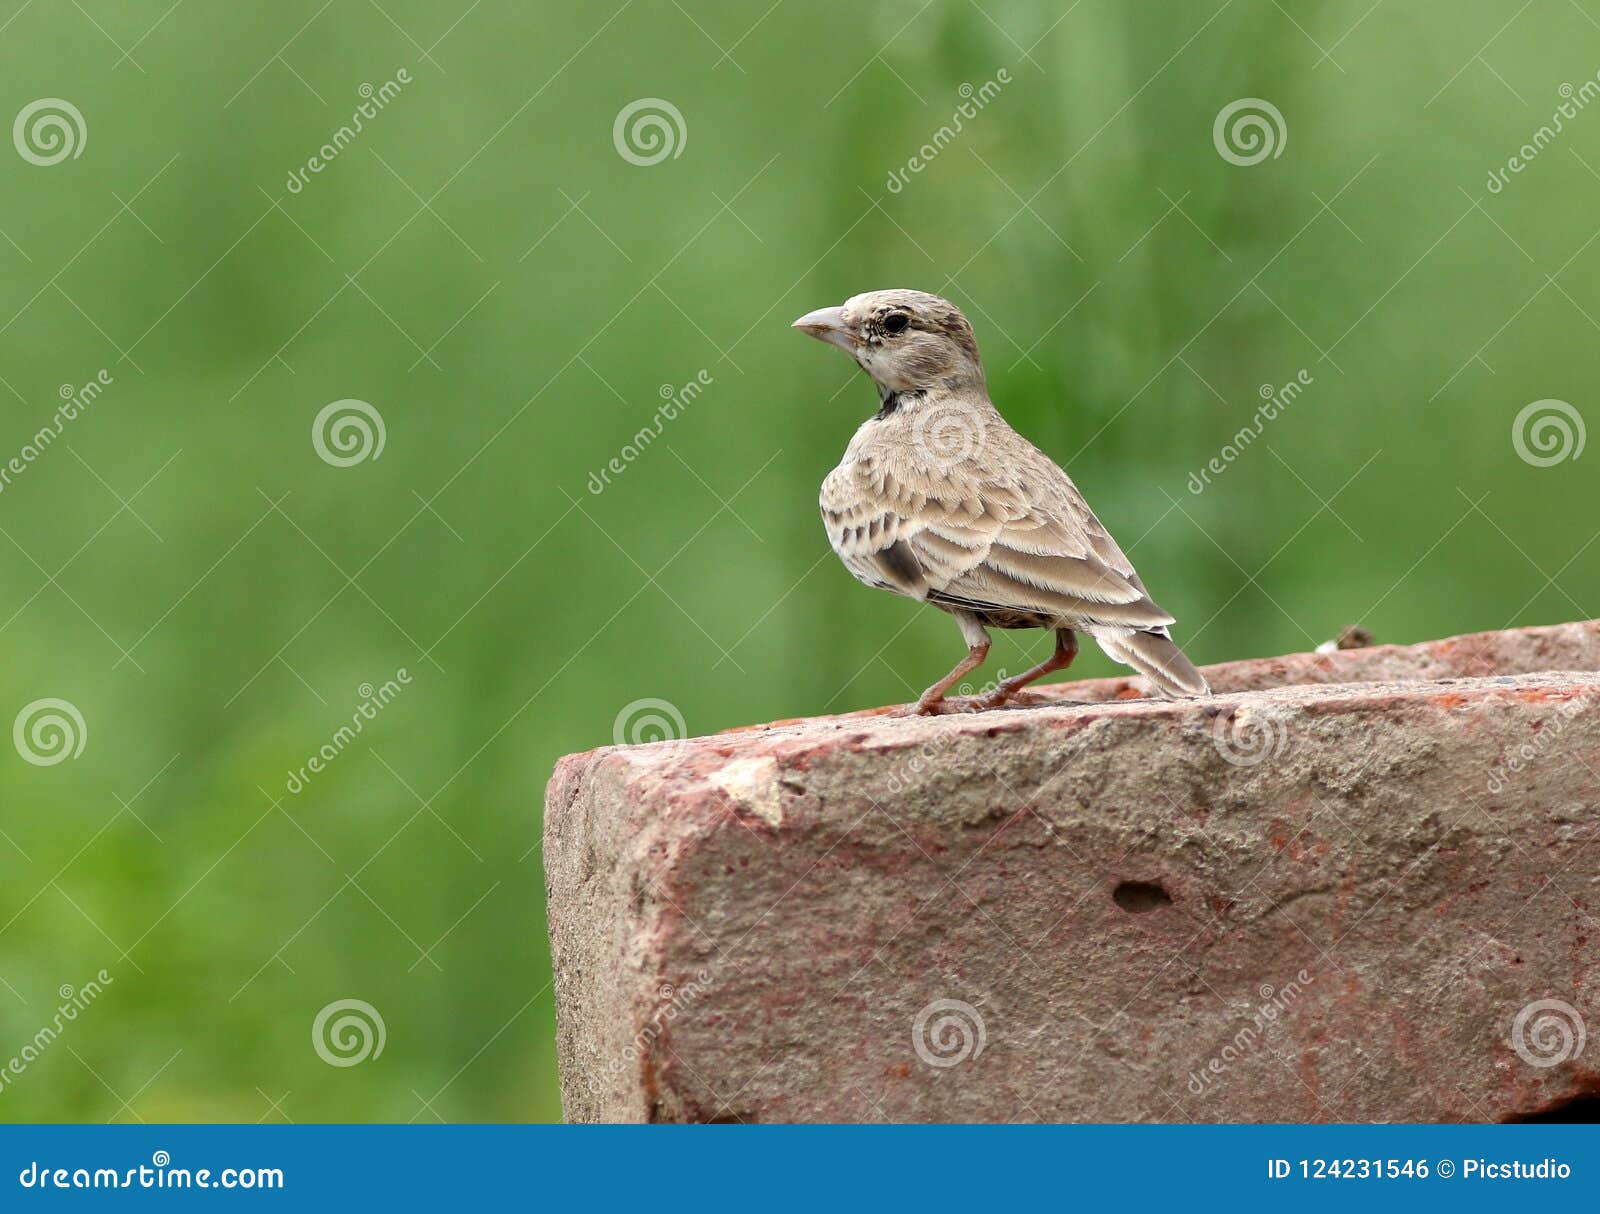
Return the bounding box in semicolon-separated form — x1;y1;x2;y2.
820;438;1175;629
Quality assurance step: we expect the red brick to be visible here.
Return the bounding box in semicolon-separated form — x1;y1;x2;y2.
546;620;1600;1122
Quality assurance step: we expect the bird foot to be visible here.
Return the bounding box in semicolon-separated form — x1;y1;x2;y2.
896;689;1055;716
898;696;977;717
975;689;1048;711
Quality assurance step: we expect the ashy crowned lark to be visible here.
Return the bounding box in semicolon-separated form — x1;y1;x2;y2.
794;288;1209;715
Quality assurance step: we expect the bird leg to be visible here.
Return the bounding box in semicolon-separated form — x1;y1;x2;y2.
906;640;990;716
979;629;1078;709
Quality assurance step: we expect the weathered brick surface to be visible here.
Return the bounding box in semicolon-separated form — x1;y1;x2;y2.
545;621;1600;1122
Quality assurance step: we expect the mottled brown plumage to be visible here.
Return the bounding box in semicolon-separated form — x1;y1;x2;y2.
794;288;1208;714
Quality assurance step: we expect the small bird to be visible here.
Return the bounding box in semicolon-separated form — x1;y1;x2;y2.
793;288;1208;714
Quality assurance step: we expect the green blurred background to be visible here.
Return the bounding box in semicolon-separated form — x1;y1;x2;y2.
0;0;1595;1122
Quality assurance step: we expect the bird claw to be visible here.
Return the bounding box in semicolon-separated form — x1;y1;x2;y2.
976;689;1048;711
898;689;1051;716
899;697;977;717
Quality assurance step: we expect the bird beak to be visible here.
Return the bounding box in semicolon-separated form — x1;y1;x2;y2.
791;306;855;353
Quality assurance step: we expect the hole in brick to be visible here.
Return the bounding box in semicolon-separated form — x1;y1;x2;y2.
1508;1094;1600;1123
1112;880;1172;913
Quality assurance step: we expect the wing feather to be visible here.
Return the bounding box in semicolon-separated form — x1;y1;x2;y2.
820;414;1175;629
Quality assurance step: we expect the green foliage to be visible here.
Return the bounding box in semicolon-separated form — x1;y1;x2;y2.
0;0;1593;1121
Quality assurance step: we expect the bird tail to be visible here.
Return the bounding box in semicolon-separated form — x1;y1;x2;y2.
1092;627;1210;698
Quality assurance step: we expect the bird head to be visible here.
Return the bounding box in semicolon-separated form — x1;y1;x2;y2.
792;289;986;399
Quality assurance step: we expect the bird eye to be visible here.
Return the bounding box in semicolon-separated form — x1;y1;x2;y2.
883;313;909;335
